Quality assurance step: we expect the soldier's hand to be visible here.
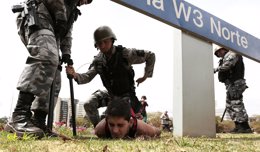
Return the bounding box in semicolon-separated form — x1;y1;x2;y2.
65;65;76;79
61;54;71;64
136;76;147;87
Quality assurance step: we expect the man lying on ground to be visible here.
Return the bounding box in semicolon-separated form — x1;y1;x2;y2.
94;98;161;139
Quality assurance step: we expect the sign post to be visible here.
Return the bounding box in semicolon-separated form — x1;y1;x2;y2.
172;30;215;137
111;0;260;62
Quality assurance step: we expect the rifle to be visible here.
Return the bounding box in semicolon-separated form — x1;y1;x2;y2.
220;84;232;122
221;107;227;122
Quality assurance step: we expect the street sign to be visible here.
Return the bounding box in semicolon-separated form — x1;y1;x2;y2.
111;0;260;62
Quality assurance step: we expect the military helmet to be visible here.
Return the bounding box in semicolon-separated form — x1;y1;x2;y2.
214;46;228;57
94;26;117;47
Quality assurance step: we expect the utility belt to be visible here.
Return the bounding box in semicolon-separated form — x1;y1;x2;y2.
12;0;40;29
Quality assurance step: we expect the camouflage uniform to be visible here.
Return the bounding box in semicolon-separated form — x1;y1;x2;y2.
216;51;249;123
16;0;79;112
215;49;252;133
75;46;155;126
4;0;83;137
83;89;109;125
31;69;61;113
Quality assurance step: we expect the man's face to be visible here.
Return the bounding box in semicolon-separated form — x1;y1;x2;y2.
215;49;226;58
107;116;131;138
96;38;113;54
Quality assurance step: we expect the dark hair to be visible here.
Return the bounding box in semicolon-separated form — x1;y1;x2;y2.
141;95;147;100
106;98;131;121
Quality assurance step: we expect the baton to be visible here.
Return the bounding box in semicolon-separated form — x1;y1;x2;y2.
67;59;77;136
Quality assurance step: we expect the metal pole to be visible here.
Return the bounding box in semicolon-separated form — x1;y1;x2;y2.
47;71;56;131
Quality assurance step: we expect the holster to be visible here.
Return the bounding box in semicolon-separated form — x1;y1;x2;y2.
12;0;40;31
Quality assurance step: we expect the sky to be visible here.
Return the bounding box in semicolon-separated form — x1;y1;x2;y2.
0;0;260;118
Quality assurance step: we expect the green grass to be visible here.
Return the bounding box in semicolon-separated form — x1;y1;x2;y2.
0;129;259;152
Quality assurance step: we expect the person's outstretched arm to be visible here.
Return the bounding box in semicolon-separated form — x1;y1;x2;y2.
94;119;107;138
136;119;161;138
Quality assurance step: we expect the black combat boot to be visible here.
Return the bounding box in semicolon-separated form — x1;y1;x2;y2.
237;122;253;133
230;121;239;133
230;121;253;133
4;92;44;138
32;110;57;137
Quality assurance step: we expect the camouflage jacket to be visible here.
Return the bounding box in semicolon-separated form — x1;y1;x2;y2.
17;0;81;55
75;45;156;85
217;51;244;83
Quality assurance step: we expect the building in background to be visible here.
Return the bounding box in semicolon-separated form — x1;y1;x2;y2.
53;98;85;126
76;102;85;118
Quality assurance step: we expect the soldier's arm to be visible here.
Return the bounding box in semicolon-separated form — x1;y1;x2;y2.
45;0;67;22
60;26;73;55
123;48;156;78
73;66;98;84
218;52;239;72
66;64;97;84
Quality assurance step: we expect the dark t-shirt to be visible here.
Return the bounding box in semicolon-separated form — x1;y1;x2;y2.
140;101;148;116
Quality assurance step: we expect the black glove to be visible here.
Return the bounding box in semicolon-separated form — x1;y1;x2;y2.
61;54;71;64
55;20;67;38
67;58;73;66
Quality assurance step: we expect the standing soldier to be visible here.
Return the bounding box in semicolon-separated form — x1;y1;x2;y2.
5;0;93;138
66;25;156;127
214;46;253;133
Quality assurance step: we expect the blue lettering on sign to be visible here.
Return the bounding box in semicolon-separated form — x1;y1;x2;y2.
111;0;260;62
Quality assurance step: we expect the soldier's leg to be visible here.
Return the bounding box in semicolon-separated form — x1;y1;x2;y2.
227;98;252;133
31;69;61;132
5;30;59;138
226;80;252;133
4;91;44;138
226;84;239;132
84;90;109;127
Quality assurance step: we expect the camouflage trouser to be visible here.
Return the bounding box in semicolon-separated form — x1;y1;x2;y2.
17;29;60;112
83;90;141;126
31;70;61;113
225;79;249;123
83;90;110;126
